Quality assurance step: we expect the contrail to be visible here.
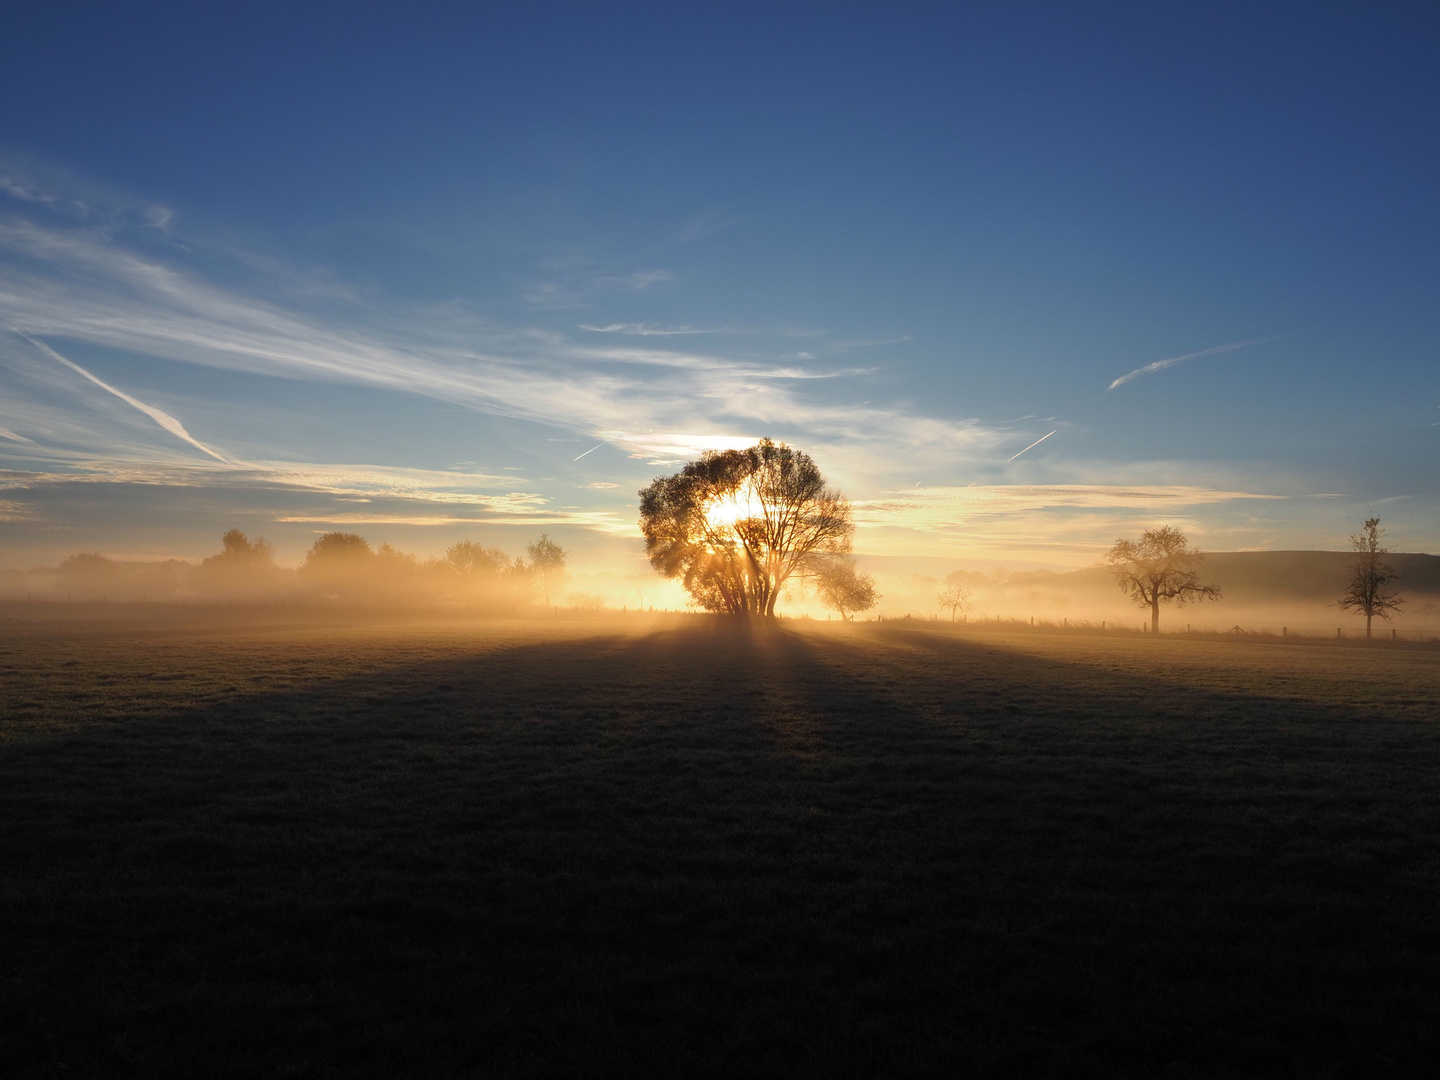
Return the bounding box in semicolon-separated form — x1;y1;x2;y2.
0;424;34;443
1006;429;1056;462
573;440;607;461
1108;338;1267;391
26;336;231;462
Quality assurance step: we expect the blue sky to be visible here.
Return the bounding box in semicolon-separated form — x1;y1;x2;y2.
1;2;1437;570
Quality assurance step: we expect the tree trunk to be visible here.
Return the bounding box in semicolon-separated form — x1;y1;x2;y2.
1366;612;1373;640
1151;599;1160;634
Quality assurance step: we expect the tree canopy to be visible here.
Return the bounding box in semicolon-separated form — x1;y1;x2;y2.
639;439;854;616
445;539;508;577
192;530;278;599
1105;526;1220;633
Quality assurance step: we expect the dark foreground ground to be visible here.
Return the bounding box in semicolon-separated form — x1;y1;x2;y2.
2;610;1438;1078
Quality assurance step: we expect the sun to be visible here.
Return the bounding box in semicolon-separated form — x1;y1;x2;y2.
703;487;767;532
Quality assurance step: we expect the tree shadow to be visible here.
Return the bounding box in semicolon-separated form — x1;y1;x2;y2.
3;618;1438;1078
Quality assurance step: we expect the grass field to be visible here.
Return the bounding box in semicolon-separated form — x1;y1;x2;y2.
3;609;1439;1077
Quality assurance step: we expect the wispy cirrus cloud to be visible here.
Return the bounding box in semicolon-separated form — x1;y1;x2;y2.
857;483;1285;526
0;169;998;475
0;159;1096;555
833;334;911;351
671;206;745;245
851;483;1296;558
0;455;632;533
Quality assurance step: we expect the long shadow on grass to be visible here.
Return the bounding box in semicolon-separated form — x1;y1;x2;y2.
2;619;1438;1079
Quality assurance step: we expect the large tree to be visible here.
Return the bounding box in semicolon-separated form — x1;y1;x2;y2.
639;438;854;616
1337;516;1403;639
1106;526;1220;633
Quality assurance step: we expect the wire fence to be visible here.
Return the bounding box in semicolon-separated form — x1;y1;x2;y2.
873;612;1440;643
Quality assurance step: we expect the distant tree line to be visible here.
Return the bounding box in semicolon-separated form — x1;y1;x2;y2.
2;529;569;609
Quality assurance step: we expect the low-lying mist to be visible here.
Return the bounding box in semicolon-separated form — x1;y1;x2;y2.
856;554;1440;638
4;534;1437;639
0;529;658;614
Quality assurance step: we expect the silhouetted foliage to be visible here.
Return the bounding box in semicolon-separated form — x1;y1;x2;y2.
526;534;567;607
1338;517;1403;639
1106;526;1220;632
814;556;880;621
54;552;191;601
9;529;580;610
192;530;281;599
304;532;373;565
639;438;854;616
301;533;376;601
55;553;122;599
446;540;508;577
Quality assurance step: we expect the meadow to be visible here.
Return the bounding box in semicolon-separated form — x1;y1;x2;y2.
2;608;1438;1078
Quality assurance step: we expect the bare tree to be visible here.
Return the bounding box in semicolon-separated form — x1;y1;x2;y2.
639;439;854;616
1337;516;1403;639
526;534;568;607
814;555;880;621
937;584;972;622
1106;526;1220;633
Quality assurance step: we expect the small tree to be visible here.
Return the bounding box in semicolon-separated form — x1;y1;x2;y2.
1337;516;1403;639
937;584;972;622
527;534;567;607
814;556;879;621
1106;526;1220;633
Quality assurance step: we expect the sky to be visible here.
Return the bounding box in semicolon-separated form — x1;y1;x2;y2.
1;2;1437;573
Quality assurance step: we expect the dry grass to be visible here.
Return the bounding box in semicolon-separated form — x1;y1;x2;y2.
2;608;1438;1077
